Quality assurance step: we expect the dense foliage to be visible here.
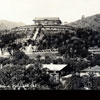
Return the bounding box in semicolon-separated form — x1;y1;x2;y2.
0;26;100;90
38;28;100;58
0;62;64;90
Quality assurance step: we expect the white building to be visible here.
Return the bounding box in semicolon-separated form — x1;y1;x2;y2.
80;65;100;77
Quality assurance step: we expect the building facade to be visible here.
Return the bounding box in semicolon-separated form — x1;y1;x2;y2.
33;17;62;25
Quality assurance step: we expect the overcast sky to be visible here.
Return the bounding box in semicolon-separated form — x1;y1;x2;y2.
0;0;100;25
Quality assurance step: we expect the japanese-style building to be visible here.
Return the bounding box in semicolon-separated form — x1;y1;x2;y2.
12;17;74;32
42;63;67;80
79;65;100;77
11;17;75;50
33;17;62;25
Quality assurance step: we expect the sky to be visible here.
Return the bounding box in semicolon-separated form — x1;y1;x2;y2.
0;0;100;25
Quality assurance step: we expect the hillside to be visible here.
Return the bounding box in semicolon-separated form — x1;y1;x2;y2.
69;14;100;31
0;20;25;30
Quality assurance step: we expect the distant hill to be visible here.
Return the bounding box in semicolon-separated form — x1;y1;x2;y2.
0;20;25;30
69;14;100;31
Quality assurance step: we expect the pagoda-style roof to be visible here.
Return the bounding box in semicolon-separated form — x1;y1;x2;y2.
42;63;67;71
33;17;61;21
81;65;100;72
33;17;62;25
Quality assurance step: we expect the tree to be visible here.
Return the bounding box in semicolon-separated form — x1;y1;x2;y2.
24;63;51;90
65;74;83;90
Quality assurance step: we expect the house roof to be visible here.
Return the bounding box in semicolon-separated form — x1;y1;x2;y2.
42;63;67;71
81;65;100;72
34;17;61;21
62;74;72;79
25;64;34;69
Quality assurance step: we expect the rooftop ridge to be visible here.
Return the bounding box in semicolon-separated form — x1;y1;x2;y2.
34;17;60;20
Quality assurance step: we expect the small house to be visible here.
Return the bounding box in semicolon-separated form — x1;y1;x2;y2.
79;65;100;77
42;63;67;81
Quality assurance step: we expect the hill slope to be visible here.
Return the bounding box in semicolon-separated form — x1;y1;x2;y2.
0;20;25;30
69;14;100;31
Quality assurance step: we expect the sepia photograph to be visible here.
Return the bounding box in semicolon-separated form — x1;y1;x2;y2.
0;0;100;90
